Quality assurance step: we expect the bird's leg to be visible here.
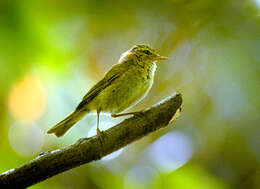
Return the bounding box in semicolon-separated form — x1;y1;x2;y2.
111;111;144;118
96;110;101;136
96;110;104;146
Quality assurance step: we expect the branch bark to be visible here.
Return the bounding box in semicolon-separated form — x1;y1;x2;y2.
0;93;182;188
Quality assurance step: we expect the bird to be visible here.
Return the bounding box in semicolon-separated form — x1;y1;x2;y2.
47;44;168;137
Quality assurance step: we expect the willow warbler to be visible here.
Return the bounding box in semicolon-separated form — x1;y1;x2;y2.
47;44;168;137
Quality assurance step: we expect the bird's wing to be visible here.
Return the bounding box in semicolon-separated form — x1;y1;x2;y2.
75;61;131;111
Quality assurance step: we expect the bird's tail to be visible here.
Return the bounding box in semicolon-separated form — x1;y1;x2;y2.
47;110;88;137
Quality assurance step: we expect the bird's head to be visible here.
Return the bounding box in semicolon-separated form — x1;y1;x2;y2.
130;44;168;62
119;44;168;63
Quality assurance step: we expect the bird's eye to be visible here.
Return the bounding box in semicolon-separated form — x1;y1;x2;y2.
143;50;151;55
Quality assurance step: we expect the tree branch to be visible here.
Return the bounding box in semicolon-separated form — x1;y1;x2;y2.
0;93;182;188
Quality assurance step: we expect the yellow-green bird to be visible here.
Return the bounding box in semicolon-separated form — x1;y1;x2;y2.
47;44;168;137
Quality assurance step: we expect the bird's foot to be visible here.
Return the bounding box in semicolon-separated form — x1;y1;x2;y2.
112;111;144;118
133;111;145;117
97;128;105;147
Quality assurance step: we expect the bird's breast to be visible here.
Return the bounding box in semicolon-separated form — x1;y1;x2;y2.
90;63;157;114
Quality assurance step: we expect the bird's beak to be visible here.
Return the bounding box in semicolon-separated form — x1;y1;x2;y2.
153;55;169;61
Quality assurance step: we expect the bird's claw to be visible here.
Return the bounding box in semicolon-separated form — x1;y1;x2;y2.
133;111;145;117
97;128;105;146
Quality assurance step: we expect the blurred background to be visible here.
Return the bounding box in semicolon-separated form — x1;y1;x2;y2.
0;0;260;188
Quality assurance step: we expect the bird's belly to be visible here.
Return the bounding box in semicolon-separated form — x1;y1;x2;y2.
90;73;153;114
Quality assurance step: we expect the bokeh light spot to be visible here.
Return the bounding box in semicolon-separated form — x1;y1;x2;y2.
9;122;45;157
148;131;193;172
8;75;46;122
124;165;158;188
255;0;260;7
